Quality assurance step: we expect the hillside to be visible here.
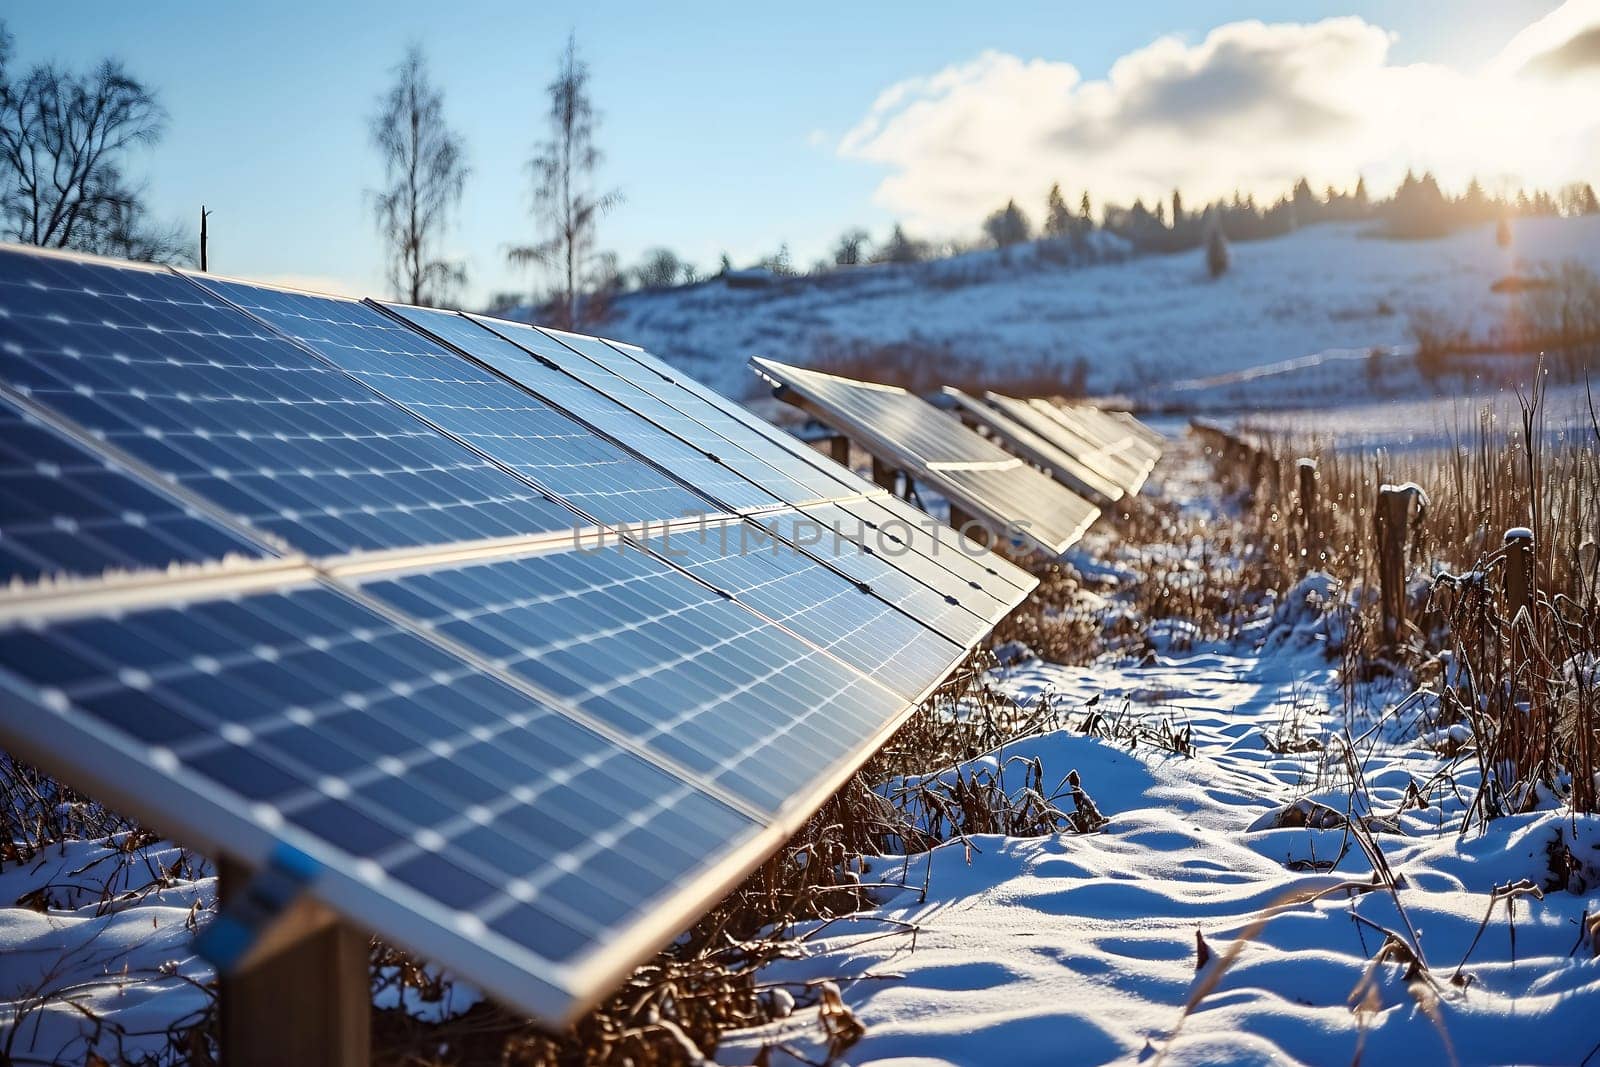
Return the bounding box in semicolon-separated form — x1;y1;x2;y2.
595;216;1600;405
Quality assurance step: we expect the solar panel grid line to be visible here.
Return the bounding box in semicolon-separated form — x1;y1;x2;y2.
0;247;590;558
0;377;299;568
180;273;714;536
841;492;1039;596
644;514;967;696
477;317;859;506
782;501;1011;629
0;660;788;1027
940;387;1125;504
347;546;934;815
383;304;810;518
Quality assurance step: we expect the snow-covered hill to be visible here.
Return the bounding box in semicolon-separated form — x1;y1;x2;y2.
592;217;1600;405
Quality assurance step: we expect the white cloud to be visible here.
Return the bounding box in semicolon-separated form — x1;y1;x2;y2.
840;7;1600;231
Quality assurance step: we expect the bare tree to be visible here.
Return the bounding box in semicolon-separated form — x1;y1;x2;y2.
369;45;469;306
509;34;620;328
0;25;179;261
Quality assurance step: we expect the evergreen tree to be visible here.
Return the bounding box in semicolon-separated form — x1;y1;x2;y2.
873;223;926;264
1171;189;1184;228
982;199;1031;248
1044;182;1072;238
1205;220;1230;279
1079;191;1092;225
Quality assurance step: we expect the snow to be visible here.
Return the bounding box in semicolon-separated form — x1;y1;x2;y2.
589;217;1600;404
717;644;1600;1066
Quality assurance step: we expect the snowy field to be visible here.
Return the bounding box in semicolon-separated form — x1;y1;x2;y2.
602;217;1600;404
715;449;1600;1067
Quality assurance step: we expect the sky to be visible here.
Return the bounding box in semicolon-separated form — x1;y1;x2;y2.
5;1;1597;306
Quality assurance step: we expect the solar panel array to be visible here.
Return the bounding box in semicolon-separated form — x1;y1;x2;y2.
1017;396;1160;494
0;245;1038;1024
749;358;1101;555
940;387;1125;504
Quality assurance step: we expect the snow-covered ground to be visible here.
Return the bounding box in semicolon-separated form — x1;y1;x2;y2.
599;217;1600;404
714;452;1600;1067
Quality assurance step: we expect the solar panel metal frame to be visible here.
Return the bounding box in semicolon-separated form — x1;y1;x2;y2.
939;387;1125;504
983;392;1151;494
749;358;1099;556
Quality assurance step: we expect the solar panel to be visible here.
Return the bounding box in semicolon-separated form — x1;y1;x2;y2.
353;546;907;815
842;491;1037;596
0;245;1042;1032
0;389;266;584
941;387;1124;503
376;304;786;514
188;278;720;529
749;359;1100;556
1016;397;1156;492
0;577;763;1021
469;316;855;505
0;249;578;556
643;516;965;696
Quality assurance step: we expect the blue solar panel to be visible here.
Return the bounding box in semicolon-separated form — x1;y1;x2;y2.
0;581;760;975
469;316;845;505
194;280;719;528
0;249;577;556
378;304;782;514
645;516;964;698
0;391;264;583
357;547;908;814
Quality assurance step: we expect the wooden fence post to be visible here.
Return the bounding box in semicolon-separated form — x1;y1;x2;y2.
1503;527;1534;623
1374;485;1420;647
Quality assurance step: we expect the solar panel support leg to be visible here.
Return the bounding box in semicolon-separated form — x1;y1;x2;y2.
871;457;898;493
218;857;371;1067
827;435;850;465
948;502;974;535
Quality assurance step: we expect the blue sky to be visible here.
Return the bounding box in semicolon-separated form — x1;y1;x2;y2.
3;1;1569;304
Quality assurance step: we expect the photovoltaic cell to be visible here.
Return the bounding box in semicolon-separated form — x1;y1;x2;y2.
190;279;716;528
0;392;264;584
1014;397;1155;491
378;304;781;514
0;249;577;556
0;581;760;997
470;317;851;505
754;506;994;647
839;492;1037;597
644;516;964;698
750;358;1100;556
356;548;908;815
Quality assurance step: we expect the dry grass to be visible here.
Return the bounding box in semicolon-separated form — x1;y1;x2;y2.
1207;373;1600;819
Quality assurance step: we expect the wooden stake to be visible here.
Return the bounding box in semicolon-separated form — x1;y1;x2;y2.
1503;527;1534;623
1374;486;1416;647
218;857;371;1067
